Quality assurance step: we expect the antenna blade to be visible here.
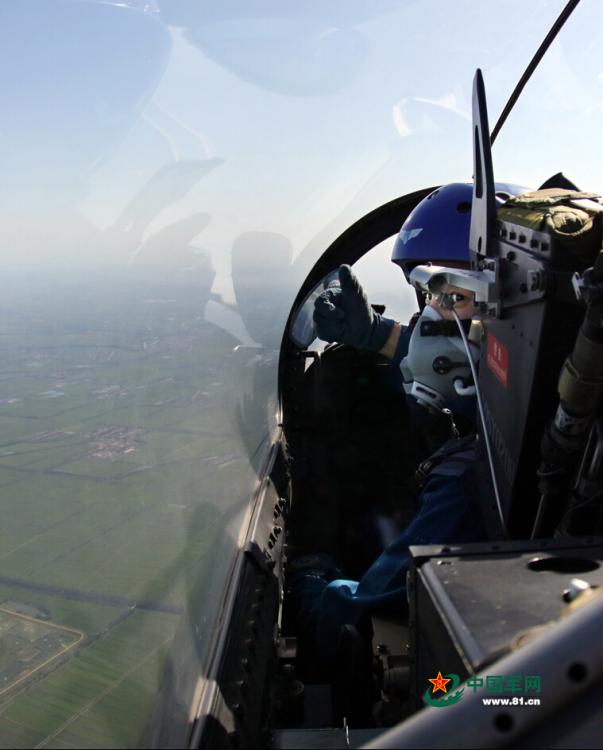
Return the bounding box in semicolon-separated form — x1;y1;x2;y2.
469;69;496;259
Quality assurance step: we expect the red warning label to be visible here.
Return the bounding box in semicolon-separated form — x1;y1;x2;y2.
487;332;509;388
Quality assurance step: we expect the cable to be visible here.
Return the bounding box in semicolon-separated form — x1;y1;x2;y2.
452;310;508;537
490;0;581;145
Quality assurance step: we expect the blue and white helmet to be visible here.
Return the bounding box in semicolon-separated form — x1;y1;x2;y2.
392;182;530;279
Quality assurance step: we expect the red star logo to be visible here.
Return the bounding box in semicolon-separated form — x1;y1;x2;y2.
428;671;452;694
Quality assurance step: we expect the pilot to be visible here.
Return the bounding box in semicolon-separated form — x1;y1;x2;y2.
291;183;530;670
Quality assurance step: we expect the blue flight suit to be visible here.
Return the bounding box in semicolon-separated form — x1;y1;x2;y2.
291;435;486;665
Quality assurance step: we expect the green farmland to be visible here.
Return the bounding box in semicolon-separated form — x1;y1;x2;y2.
0;277;257;748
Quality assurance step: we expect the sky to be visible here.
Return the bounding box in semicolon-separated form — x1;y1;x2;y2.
4;0;603;290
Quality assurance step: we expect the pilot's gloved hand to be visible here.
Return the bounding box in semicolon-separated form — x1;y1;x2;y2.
313;264;395;351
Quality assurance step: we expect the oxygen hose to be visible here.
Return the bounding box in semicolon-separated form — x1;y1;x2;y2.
452;309;508;537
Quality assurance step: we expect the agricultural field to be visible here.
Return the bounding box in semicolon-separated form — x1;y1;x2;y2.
0;275;265;748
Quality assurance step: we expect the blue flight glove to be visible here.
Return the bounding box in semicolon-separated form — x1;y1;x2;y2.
313;264;395;352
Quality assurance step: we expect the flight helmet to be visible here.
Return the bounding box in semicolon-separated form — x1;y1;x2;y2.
392;182;530;279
